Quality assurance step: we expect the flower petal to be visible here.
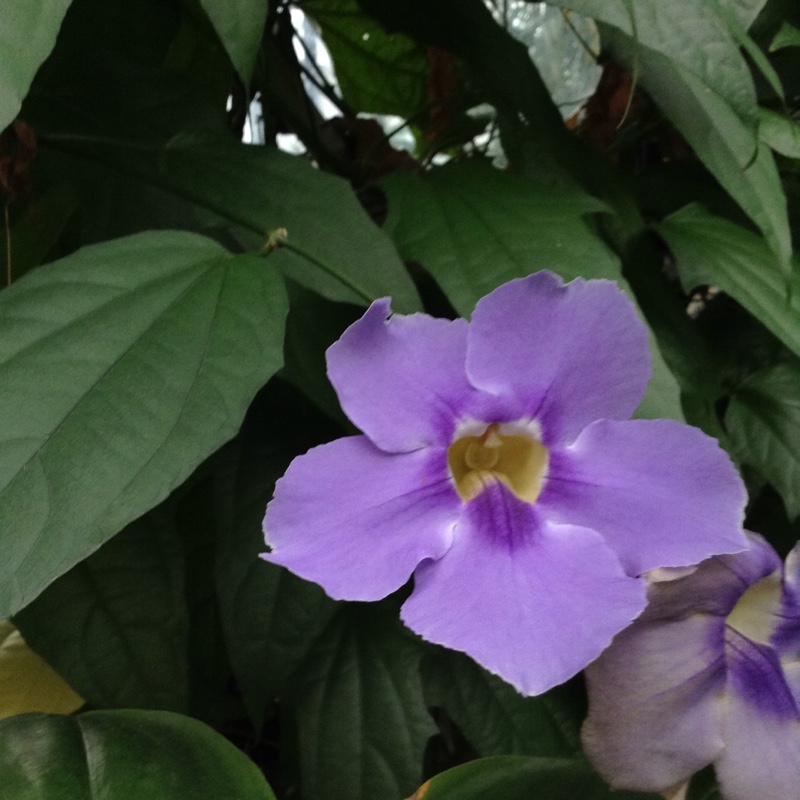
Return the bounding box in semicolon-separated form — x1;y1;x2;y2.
466;272;651;445
641;533;781;623
774;542;800;655
541;419;747;576
400;482;646;696
263;436;459;600
582;615;726;793
715;629;800;800
326;300;489;452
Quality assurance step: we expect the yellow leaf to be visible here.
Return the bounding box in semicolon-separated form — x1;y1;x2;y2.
405;780;430;800
0;621;83;719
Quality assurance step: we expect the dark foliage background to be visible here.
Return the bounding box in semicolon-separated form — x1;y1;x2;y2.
1;1;799;797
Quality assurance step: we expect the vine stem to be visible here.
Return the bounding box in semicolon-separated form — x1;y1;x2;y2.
4;203;10;286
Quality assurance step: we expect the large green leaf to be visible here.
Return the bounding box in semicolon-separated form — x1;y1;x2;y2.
410;756;659;800
656;204;800;360
198;0;267;82
726;360;800;519
548;0;758;124
382;160;683;421
0;709;276;799
286;605;435;800
214;382;339;726
42;131;419;310
161;132;420;311
422;649;583;758
0;231;287;618
305;0;428;118
382;161;618;315
0;1;73;131
589;18;791;270
14;504;190;712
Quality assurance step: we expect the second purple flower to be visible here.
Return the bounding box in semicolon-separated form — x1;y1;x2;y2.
262;271;747;695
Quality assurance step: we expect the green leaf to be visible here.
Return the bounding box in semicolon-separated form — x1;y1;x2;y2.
382;160;683;421
14;504;190;713
593;21;791;272
0;0;73;131
411;756;659;800
37;130;418;309
759;107;800;158
422;649;584;758
656;204;800;360
726;360;800;519
382;161;618;316
0;709;276;799
198;0;267;81
286;605;435;800
213;382;340;726
0;230;287;618
547;0;759;124
725;0;768;29
770;20;800;51
160;132;420;311
714;2;784;102
305;0;428;118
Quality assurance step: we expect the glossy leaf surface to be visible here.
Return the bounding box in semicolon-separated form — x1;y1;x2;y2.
0;709;277;798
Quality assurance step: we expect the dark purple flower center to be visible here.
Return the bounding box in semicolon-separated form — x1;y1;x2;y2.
447;422;549;503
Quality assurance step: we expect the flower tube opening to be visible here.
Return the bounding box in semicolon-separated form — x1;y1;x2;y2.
448;422;549;503
725;570;782;646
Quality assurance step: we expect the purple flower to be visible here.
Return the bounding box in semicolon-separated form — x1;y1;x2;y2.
582;532;800;799
262;271;746;695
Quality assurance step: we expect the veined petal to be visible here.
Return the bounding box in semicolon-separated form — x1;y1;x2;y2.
263;436;459;600
773;543;800;655
326;300;489;452
466;272;650;445
541;419;747;576
641;533;781;623
400;482;646;696
582;615;726;792
716;629;800;800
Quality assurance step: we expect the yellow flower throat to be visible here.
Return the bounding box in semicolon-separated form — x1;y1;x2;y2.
447;423;549;503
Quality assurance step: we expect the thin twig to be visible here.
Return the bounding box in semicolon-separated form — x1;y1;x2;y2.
4;203;10;287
